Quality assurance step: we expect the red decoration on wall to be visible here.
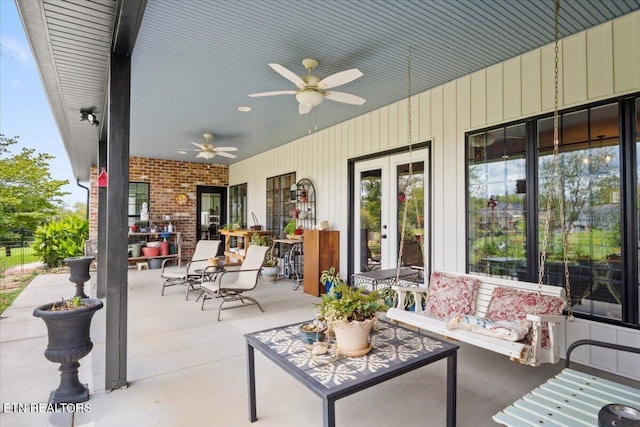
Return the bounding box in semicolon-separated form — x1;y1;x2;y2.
98;168;108;188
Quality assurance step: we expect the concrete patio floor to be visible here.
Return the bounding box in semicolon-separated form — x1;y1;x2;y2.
1;269;638;426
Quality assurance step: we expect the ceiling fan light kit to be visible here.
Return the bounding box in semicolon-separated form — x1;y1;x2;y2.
249;58;366;114
296;89;325;107
196;151;216;160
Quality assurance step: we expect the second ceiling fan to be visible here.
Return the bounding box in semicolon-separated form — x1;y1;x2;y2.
249;58;366;114
180;133;238;160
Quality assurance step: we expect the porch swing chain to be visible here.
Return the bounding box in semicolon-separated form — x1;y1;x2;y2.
396;48;414;283
537;0;573;320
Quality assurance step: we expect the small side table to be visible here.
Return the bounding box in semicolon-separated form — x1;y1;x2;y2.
351;267;420;291
194;263;226;303
273;238;304;290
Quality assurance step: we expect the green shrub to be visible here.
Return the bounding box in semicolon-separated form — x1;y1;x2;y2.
32;216;89;267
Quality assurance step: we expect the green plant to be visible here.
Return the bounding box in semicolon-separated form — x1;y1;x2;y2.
316;282;388;323
250;232;268;246
250;233;278;267
284;219;297;236
319;266;344;289
32;215;88;268
379;286;397;306
49;296;83;311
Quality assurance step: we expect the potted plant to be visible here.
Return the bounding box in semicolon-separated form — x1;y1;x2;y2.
261;252;280;282
284;219;297;239
320;266;344;294
252;233;279;282
298;320;327;344
33;296;103;404
316;282;388;357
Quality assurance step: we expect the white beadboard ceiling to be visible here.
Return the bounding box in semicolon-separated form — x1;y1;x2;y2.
18;0;640;181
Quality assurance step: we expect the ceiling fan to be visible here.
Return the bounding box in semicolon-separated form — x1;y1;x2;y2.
248;58;366;114
178;133;238;160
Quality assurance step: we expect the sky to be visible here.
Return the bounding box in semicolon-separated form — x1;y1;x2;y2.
0;0;87;207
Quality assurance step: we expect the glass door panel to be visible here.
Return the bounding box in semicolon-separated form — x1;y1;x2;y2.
196;186;227;244
353;149;428;275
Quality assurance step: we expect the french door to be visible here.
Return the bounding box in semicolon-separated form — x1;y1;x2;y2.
353;149;429;274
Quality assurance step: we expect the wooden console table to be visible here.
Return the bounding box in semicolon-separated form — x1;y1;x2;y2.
220;229;270;265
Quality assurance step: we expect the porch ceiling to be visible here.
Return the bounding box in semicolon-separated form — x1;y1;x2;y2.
18;0;640;181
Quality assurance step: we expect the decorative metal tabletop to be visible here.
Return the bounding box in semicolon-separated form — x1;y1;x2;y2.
248;319;454;390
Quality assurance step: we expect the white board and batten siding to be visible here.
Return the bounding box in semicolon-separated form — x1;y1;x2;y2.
230;12;640;379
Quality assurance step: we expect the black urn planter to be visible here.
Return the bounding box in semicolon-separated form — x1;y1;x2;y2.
64;256;95;298
33;298;103;404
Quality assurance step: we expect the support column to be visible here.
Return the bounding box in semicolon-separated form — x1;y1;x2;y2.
97;137;107;298
105;51;130;391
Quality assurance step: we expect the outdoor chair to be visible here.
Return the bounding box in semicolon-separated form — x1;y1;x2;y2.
402;240;424;279
161;240;221;300
199;245;269;320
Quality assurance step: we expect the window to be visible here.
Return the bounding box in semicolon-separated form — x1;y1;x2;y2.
467;96;639;326
468;124;527;279
266;173;296;237
128;182;149;226
229;183;247;228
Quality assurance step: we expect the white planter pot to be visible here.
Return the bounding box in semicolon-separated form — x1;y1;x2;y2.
331;317;376;357
261;266;280;282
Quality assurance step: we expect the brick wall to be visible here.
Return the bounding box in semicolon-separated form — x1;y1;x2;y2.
89;157;229;259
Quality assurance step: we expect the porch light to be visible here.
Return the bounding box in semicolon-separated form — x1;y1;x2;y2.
80;109;99;127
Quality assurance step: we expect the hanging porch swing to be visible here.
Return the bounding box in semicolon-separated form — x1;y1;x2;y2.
387;0;573;367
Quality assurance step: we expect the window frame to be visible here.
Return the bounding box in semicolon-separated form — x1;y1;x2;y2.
465;94;639;328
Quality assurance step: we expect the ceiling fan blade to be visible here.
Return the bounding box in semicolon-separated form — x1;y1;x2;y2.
298;103;312;115
191;142;206;149
215;151;237;159
213;146;238;152
269;63;306;89
324;91;366;105
248;90;297;98
317;68;363;89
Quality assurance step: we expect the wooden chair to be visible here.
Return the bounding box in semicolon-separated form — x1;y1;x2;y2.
161;240;220;300
199;245;269;320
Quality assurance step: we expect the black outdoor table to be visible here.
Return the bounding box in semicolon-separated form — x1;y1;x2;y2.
245;318;459;427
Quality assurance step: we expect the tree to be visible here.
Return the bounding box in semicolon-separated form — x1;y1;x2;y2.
0;134;69;239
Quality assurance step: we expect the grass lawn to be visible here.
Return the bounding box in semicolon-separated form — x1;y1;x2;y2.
0;272;36;315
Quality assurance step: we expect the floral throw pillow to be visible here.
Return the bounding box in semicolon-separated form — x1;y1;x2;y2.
484;286;566;348
423;271;480;320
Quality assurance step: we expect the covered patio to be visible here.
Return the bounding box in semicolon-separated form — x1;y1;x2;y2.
7;0;640;424
4;271;637;426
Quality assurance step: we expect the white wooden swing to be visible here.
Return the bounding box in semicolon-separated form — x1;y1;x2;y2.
386;6;574;367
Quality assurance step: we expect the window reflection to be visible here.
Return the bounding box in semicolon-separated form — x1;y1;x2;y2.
468;124;527;279
538;103;621;320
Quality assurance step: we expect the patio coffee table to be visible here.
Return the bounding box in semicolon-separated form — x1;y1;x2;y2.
245;318;458;427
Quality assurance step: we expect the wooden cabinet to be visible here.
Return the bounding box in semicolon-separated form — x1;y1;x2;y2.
303;230;339;296
220;229;270;265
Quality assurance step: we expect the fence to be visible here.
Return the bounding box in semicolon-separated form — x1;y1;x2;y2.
0;229;41;275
